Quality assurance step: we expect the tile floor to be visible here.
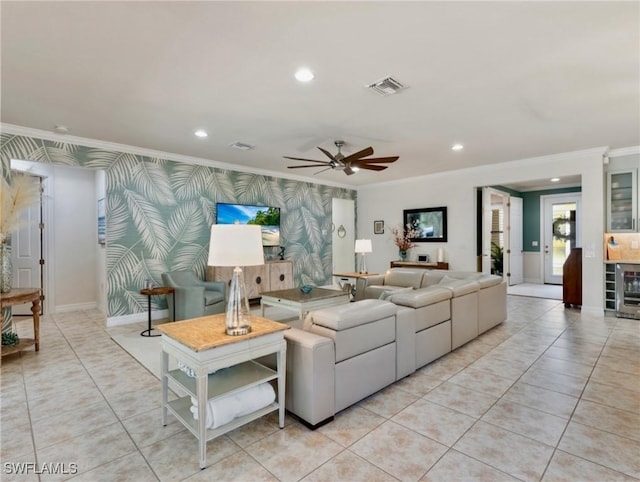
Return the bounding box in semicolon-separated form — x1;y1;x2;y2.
1;296;639;481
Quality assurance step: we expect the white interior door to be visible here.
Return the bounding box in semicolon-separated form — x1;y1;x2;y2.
11;173;43;315
508;196;523;285
543;194;581;285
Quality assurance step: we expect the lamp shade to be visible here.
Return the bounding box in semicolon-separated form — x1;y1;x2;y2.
354;239;372;254
208;224;264;267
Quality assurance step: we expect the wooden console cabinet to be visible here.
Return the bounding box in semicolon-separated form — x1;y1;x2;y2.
390;261;449;270
207;260;294;300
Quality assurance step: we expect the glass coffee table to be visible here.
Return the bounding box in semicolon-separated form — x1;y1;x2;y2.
261;287;350;320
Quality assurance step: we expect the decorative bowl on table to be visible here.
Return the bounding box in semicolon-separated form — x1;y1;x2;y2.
300;285;313;294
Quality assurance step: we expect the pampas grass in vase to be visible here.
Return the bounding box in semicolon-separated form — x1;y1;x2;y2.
1;173;41;244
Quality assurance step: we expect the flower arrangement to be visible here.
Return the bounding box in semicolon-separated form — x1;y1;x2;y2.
390;223;420;251
0;173;41;244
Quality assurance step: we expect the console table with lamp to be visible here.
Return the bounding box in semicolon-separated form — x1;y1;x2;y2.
156;223;289;469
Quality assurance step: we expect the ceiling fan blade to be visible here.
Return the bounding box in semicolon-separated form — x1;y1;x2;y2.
342;146;374;164
313;167;332;175
288;164;331;169
344;166;355;176
351;156;399;164
357;164;388;171
317;147;338;162
283;156;329;164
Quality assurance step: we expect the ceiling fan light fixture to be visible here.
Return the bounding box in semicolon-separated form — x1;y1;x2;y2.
284;141;399;176
451;143;464;151
295;67;314;82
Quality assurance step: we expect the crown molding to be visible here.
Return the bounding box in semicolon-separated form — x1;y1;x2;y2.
609;146;640;157
1;123;355;191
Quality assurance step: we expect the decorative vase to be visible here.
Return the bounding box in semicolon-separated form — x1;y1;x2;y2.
0;243;12;293
399;249;407;261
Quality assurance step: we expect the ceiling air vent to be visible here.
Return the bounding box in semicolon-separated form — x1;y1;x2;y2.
229;142;254;151
366;76;406;96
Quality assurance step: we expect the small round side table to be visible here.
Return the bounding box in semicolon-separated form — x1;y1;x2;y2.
139;286;175;337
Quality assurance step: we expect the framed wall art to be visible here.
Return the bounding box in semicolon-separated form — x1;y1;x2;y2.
374;220;384;234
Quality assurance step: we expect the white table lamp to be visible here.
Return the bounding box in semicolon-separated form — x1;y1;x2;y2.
355;239;372;274
208;224;264;335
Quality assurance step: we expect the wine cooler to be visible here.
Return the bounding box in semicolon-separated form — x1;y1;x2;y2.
616;263;640;319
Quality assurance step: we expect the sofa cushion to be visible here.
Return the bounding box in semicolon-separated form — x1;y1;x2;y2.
385;269;424;289
477;274;503;288
307;299;397;331
305;300;397;363
437;278;479;297
388;286;451;308
379;286;413;300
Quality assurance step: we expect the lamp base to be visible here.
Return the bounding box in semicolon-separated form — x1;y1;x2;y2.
225;266;253;336
226;325;251;336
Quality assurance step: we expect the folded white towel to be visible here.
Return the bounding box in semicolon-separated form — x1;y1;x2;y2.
178;361;217;378
190;382;276;429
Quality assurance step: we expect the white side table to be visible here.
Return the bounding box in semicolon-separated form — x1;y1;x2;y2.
157;314;288;469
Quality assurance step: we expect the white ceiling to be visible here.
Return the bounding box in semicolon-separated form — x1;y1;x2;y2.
2;1;638;187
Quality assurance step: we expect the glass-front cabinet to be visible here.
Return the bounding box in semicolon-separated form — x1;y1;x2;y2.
607;169;638;232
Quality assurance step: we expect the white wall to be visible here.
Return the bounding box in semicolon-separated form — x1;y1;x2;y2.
54;165;98;310
357;147;607;315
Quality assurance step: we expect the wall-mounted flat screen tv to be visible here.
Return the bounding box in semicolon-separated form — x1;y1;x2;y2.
216;203;281;247
403;206;447;242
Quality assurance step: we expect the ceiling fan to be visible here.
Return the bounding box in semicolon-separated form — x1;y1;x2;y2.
284;140;399;176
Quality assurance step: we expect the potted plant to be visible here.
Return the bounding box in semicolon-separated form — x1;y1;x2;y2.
391;223;420;261
491;242;503;276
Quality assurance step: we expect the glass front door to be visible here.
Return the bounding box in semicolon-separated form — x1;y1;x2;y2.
543;195;580;285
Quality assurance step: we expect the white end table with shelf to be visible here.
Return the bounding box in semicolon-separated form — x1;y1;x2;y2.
157;314;289;469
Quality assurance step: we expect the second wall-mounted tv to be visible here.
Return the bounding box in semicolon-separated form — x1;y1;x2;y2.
216;203;281;246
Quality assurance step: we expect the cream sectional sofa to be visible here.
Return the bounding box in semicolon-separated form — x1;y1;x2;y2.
358;268;505;381
282;270;506;428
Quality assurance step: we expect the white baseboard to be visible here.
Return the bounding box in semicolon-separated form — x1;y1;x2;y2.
56;302;97;313
107;309;168;328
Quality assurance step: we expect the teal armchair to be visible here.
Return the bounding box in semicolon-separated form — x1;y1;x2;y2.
161;270;226;321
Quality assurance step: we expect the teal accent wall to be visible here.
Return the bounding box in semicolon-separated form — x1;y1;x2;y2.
521;186;582;252
1;134;356;318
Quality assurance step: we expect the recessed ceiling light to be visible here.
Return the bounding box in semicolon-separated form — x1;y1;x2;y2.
194;129;208;138
550;177;560;182
451;143;464;151
54;125;69;133
294;68;314;82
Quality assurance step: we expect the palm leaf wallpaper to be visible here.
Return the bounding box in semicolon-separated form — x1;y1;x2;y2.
0;133;356;319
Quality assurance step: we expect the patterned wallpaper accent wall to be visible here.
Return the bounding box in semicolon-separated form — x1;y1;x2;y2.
1;134;356;318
